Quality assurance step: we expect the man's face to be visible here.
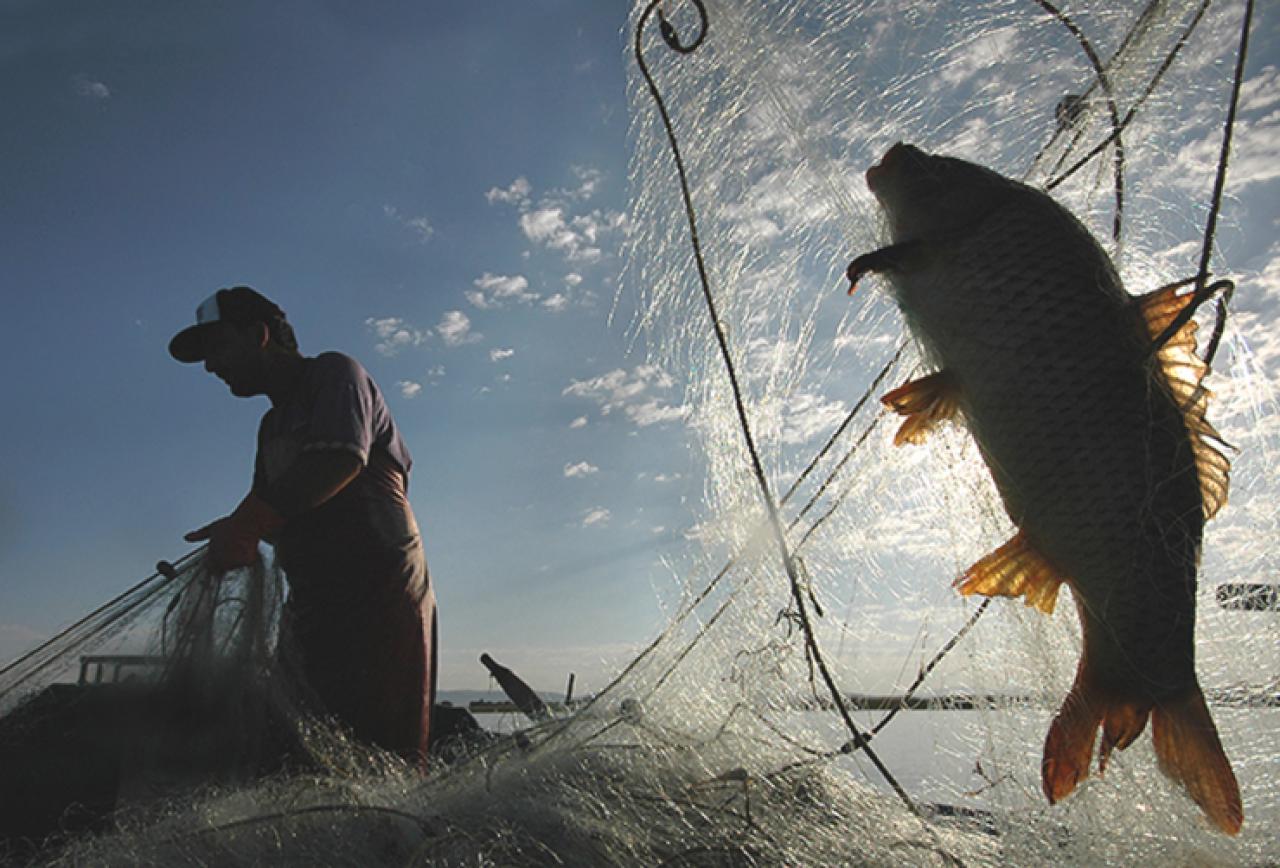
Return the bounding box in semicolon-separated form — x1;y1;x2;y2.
201;321;267;397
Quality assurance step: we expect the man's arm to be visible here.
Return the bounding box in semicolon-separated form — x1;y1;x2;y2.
185;450;362;569
263;449;363;518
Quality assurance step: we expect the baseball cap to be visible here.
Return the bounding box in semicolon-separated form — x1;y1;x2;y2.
168;286;289;363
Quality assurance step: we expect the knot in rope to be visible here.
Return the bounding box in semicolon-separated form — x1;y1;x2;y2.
655;1;708;54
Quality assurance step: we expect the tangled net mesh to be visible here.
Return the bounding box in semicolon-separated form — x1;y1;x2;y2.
3;0;1277;864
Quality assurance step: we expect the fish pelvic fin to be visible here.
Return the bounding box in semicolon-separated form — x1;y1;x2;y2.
1136;284;1232;520
1151;683;1244;835
881;370;961;446
1042;665;1151;804
955;530;1065;614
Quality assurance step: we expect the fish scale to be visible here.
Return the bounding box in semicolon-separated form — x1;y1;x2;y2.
847;142;1242;834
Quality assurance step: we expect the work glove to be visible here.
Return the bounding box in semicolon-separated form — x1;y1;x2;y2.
184;492;285;572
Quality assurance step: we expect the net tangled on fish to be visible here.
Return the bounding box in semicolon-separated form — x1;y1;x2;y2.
3;0;1278;864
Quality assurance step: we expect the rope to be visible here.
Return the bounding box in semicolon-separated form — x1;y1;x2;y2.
1044;0;1213;193
1196;0;1253;287
634;0;916;815
560;342;905;727
871;600;991;738
1149;0;1253;364
1032;0;1126;243
0;549;202;699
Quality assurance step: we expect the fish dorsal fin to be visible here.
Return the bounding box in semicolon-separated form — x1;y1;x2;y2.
955;530;1066;615
881;371;962;446
1136;284;1231;520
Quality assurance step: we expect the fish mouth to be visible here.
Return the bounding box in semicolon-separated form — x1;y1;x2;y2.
866;142;918;190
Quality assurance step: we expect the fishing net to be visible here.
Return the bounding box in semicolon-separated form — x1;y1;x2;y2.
0;553;403;862
0;554;292;779
4;0;1277;864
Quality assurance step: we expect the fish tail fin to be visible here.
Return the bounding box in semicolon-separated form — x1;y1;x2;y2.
1151;683;1243;835
1042;665;1103;804
1042;664;1152;803
1098;698;1151;775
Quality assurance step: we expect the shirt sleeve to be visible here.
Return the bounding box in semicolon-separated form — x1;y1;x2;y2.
299;354;376;465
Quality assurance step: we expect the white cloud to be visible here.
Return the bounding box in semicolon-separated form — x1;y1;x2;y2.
832;334;860;353
779;392;849;445
366;316;430;355
627;400;692;427
564;461;599;478
565;165;603;200
71;74;110;100
714;168;834;245
562;365;689;428
581;507;611;527
466;290;496;309
521;207;575;247
486;176;532;208
383;205;434;243
1151;239;1202;274
570;212;611;245
1163;105;1280;194
940;116;994;163
542;293;569;312
564;273;583;287
1230;245;1280;381
472;272;538;306
520;207;624;263
939;26;1019;88
1240;66;1280;114
398;380;423;399
569;416;588;429
1229;113;1280;190
405;217;434;241
490;347;515;362
436;310;481;347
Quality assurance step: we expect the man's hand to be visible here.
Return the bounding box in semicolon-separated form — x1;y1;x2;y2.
185;516;260;571
185;493;284;572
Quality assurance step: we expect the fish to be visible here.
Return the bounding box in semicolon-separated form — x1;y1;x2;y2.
844;143;1241;834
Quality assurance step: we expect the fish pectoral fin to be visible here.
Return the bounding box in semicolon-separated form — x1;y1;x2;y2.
955;530;1065;614
1135;283;1232;520
1152;683;1244;835
881;371;961;446
844;239;927;294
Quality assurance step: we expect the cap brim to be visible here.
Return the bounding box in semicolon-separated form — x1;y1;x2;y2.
168;323;216;363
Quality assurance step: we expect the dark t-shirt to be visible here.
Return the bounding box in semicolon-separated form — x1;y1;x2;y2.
253;352;424;603
251;353;435;764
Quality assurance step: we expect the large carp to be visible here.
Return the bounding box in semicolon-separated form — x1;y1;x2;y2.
845;143;1241;834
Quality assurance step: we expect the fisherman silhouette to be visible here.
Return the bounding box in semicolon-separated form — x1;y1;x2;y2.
170;286;438;770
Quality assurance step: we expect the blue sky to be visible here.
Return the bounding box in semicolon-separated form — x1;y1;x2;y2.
2;1;1278;696
0;1;694;691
